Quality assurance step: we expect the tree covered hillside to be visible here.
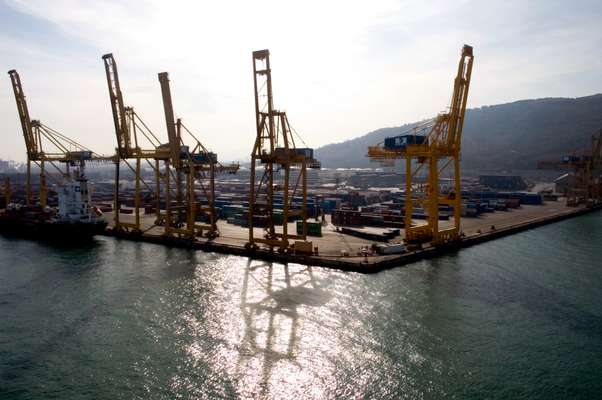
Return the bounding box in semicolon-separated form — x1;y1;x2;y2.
314;94;602;170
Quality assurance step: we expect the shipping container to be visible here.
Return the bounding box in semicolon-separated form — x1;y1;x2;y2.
504;198;521;208
294;148;314;159
297;221;322;236
384;135;428;150
562;155;581;163
294;240;313;254
521;193;543;205
191;152;217;164
461;207;478;217
376;243;405;255
332;209;363;226
65;150;93;160
272;211;284;225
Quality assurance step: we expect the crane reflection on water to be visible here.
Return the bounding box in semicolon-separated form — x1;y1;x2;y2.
234;260;332;398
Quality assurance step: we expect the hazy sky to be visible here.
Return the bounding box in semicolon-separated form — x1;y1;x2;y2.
1;0;601;162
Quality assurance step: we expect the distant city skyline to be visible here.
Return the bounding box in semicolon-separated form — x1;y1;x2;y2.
1;0;601;162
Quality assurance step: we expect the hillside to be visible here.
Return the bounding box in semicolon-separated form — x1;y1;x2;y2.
314;94;602;171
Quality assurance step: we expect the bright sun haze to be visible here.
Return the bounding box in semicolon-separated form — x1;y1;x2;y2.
0;0;601;162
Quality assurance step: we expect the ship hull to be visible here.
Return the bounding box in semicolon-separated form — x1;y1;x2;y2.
0;211;108;242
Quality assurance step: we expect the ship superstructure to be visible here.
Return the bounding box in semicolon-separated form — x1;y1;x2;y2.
54;160;104;226
0;160;108;239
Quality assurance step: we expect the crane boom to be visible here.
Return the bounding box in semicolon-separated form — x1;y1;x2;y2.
447;45;474;149
158;72;181;169
102;53;131;158
158;71;185;229
8;69;38;160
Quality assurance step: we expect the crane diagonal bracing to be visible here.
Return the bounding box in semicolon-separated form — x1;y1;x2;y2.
367;45;474;246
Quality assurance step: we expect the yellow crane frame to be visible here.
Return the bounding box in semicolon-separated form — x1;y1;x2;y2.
158;71;239;239
247;49;318;252
8;69;110;208
368;45;474;246
103;54;239;238
103;53;171;234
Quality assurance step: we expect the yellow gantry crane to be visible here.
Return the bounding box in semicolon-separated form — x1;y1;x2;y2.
368;44;474;246
158;72;238;239
538;129;602;207
103;53;238;238
102;53;171;233
8;69;106;208
247;49;320;252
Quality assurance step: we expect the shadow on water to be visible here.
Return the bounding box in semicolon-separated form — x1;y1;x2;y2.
108;236;205;282
236;259;331;398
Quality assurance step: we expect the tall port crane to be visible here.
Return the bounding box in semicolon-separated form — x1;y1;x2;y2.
368;45;474;245
8;69;105;207
591;131;602;202
247;49;321;252
102;53;171;233
537;129;602;206
3;177;10;207
158;72;238;239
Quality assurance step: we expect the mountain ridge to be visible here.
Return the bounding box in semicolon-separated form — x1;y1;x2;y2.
314;94;602;170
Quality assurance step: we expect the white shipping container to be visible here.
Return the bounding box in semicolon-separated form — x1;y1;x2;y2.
377;243;406;255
